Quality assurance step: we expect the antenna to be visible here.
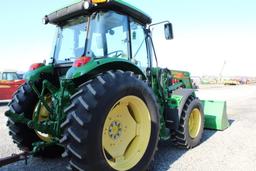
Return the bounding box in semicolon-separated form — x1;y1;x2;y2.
219;60;226;83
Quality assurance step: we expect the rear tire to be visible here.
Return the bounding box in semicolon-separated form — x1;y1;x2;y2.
61;70;160;171
6;83;63;157
171;96;204;148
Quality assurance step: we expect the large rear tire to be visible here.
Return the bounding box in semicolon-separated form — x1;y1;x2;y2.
6;83;63;157
61;70;160;171
171;96;204;148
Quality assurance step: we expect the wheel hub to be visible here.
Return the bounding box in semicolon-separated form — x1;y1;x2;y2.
102;96;151;171
188;108;202;139
108;121;122;140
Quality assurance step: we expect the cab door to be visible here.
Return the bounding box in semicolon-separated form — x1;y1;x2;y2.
130;19;149;73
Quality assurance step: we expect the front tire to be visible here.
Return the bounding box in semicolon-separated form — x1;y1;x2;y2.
171;96;204;148
61;71;160;171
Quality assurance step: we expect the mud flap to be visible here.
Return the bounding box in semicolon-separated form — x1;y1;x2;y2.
201;100;230;130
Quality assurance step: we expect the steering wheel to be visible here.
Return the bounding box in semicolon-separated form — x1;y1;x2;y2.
107;50;124;57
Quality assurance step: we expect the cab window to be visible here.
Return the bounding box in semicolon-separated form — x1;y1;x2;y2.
86;11;129;59
130;20;148;71
2;72;18;81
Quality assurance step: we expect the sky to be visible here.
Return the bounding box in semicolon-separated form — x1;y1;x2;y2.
0;0;256;77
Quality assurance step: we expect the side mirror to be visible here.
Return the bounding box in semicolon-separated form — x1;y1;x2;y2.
164;23;173;40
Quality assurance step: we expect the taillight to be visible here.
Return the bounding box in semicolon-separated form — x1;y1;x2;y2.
73;56;91;68
172;79;179;84
91;0;108;4
29;63;44;71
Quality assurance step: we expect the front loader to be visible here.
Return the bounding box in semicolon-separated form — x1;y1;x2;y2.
4;0;228;170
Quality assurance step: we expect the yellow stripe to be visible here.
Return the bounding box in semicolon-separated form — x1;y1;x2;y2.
0;85;11;88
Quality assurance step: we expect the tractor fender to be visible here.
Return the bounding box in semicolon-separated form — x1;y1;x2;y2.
173;88;195;119
68;59;147;85
166;89;195;130
24;65;53;82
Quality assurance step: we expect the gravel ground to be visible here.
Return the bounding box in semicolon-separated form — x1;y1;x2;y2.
1;85;256;171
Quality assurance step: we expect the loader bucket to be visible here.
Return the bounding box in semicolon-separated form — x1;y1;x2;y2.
201;100;230;131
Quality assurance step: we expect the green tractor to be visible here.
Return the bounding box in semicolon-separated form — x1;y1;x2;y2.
5;0;218;170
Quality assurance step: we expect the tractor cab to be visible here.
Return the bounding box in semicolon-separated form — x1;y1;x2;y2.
45;0;172;76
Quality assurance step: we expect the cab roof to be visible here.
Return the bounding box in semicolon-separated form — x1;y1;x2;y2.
45;0;152;26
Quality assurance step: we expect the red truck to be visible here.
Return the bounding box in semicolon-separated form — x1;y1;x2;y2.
0;71;25;100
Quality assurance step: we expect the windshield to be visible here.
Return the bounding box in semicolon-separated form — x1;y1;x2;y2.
1;72;18;81
53;16;88;64
85;11;129;59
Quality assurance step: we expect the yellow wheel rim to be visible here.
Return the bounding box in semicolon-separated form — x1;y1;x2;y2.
188;108;202;139
33;96;52;142
102;96;151;171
